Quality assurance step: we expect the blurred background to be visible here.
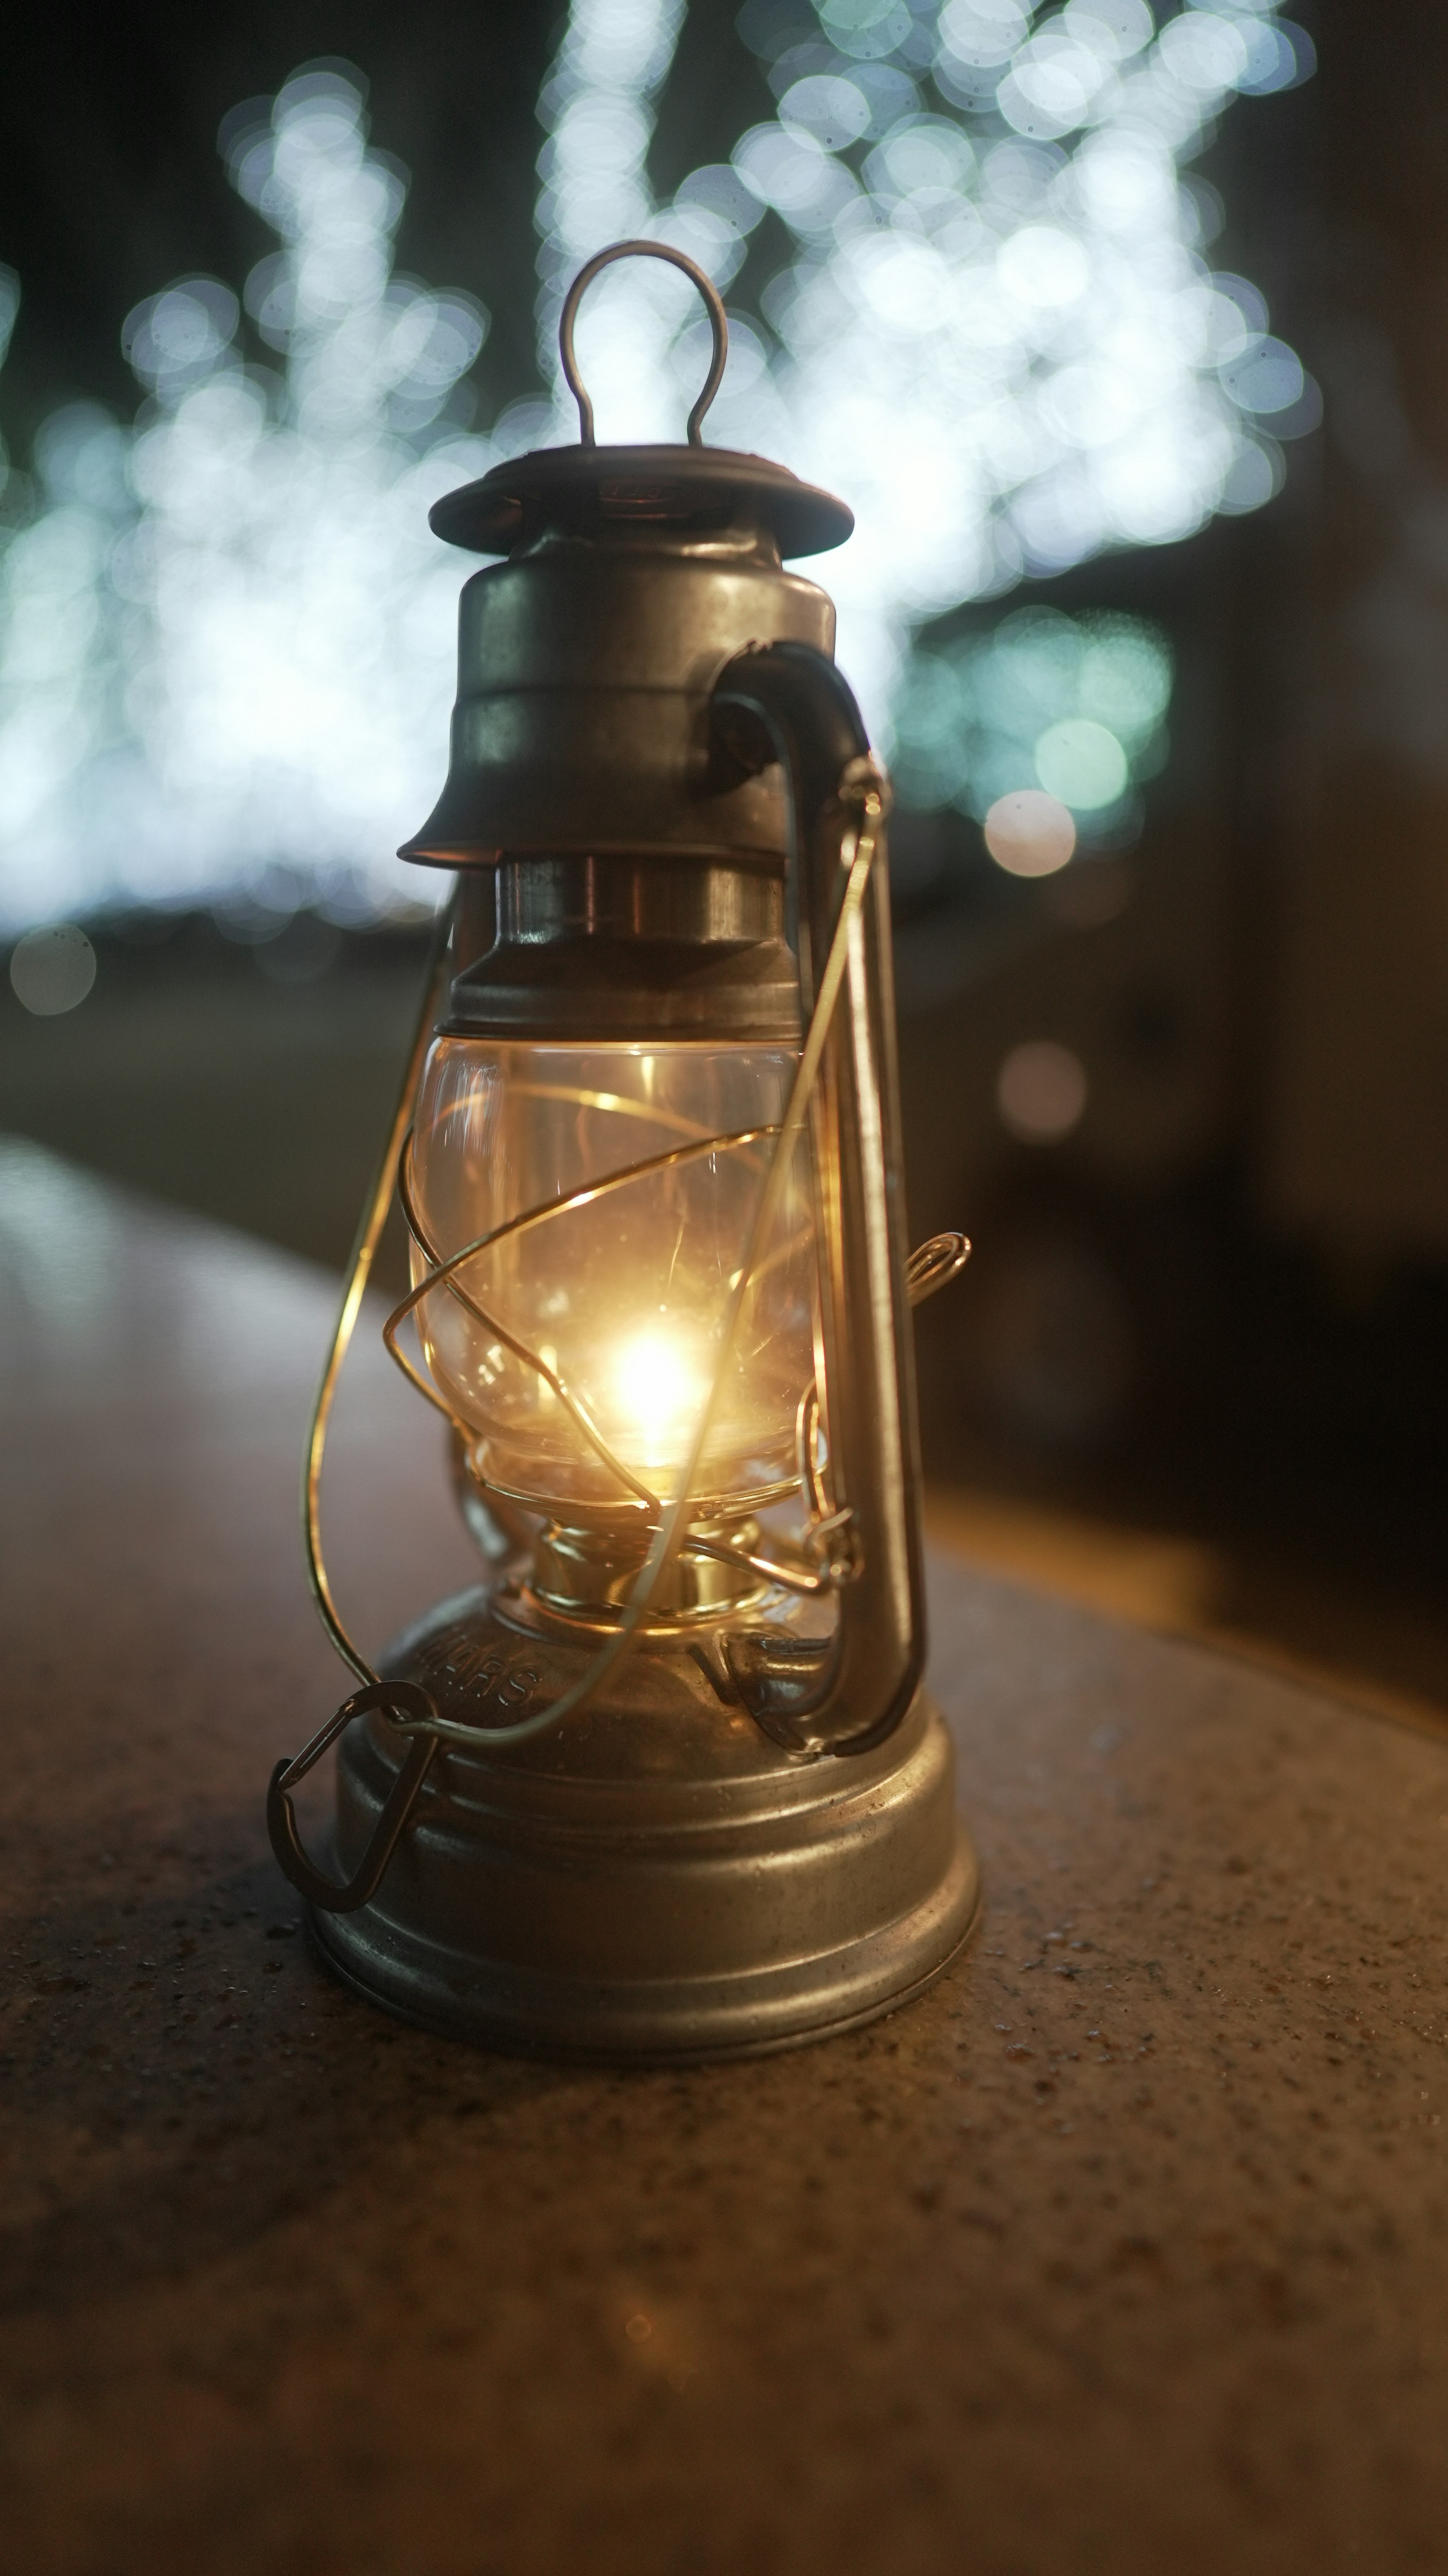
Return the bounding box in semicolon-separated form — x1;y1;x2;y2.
4;0;1446;1724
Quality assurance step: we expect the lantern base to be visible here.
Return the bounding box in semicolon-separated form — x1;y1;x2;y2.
306;1584;979;2061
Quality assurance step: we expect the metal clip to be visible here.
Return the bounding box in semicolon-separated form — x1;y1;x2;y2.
906;1231;971;1306
803;1505;864;1587
267;1681;440;1914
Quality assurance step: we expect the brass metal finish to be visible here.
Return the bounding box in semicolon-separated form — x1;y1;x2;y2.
527;1518;770;1626
907;1231;971;1302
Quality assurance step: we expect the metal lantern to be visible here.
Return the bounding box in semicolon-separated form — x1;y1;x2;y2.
267;243;980;2059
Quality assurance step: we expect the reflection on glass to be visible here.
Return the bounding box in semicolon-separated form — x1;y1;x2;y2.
410;1039;819;1517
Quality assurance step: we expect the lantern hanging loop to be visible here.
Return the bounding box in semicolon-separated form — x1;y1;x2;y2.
558;239;730;447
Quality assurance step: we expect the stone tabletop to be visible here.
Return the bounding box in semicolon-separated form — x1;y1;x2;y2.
2;1135;1446;2576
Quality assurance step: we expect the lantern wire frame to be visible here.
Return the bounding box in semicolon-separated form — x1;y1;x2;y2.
297;765;967;1772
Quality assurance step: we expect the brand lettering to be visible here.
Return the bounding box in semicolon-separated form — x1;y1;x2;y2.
418;1626;541;1722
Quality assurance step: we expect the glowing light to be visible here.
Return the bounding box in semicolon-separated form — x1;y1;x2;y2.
997;1039;1088;1142
0;7;1313;929
1236;15;1314;94
522;0;1315;755
1034;716;1128;808
0;69;493;933
533;0;695;435
778;73;874;146
608;1326;708;1467
1219;334;1305;416
122;280;240;395
983;788;1076;876
9;924;97;1015
891;606;1171;831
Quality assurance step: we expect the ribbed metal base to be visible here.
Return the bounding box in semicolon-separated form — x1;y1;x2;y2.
308;1586;980;2062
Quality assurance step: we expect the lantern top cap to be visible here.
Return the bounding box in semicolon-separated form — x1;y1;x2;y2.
430;238;854;564
428;442;854;562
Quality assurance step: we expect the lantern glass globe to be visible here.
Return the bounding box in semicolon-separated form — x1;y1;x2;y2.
409;1037;819;1520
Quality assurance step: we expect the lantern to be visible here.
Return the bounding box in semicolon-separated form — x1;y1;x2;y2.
268;243;980;2057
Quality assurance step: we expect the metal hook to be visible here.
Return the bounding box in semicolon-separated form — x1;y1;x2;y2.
558;239;729;448
267;1681;440;1914
906;1231;971;1306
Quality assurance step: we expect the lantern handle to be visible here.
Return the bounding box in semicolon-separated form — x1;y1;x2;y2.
559;240;729;447
709;647;937;1757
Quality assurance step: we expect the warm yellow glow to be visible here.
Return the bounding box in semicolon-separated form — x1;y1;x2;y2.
412;1037;817;1513
608;1328;708;1471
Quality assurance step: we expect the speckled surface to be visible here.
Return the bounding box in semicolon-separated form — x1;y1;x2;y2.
3;1138;1446;2576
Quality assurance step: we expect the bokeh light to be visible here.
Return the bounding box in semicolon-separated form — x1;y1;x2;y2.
0;69;495;933
996;1036;1089;1140
9;924;97;1015
891;604;1171;832
1034;715;1128;807
983;786;1076;875
0;10;1313;929
531;0;1311;762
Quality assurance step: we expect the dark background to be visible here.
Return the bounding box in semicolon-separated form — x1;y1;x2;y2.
5;0;1448;1719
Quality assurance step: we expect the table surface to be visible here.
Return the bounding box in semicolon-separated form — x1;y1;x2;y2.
3;1134;1446;2576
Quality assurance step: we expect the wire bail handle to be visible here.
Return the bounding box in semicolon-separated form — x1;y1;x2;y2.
558;240;729;448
